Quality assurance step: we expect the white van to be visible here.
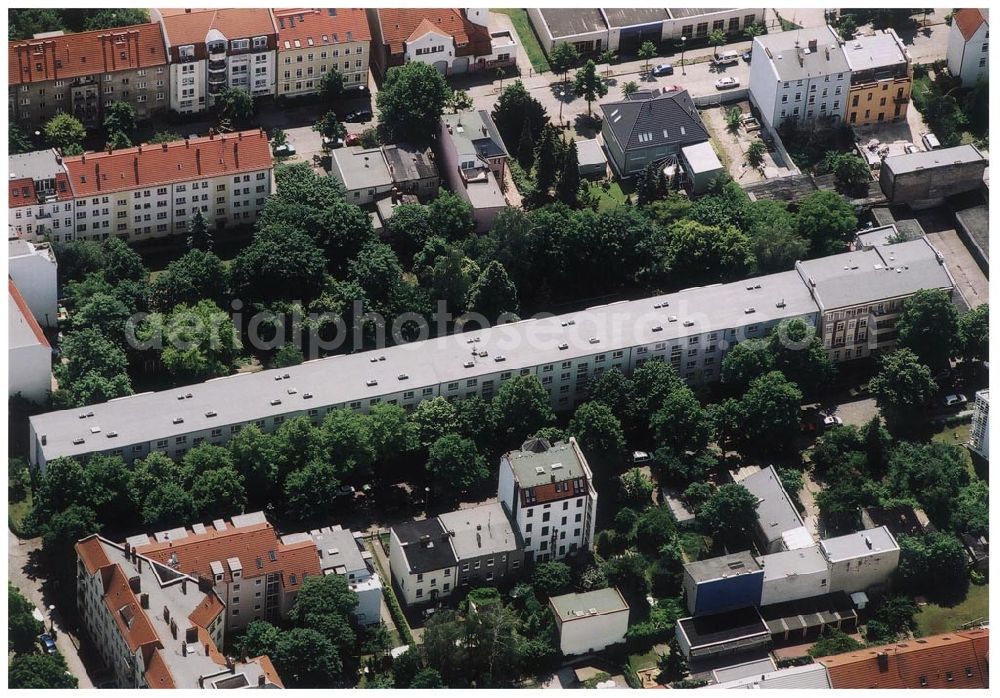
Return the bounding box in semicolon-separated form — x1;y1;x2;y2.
921;132;942;150
713;50;739;66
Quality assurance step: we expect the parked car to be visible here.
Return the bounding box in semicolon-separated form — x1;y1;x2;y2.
345;132;362;146
334;485;356;498
943;393;968;407
741;49;752;62
38;633;57;655
651;63;674;76
921;132;942;150
321;135;345;151
345;108;373;123
715;76;740;90
632;451;652;464
823;414;844;428
273;143;296;157
713;50;740;66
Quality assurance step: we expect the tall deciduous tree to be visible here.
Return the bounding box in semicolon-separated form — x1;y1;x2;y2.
638;41;658;73
534;125;559;195
186;210;213;252
556;139;580;206
868;349;937;430
376;62;451;144
489;375;556;447
895;288;959;373
549;42;580;83
216;87;255;127
466;260;519;320
957;302;988;363
43;113;86;152
572;59;607;116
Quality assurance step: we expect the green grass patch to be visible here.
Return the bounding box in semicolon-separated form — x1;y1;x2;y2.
8;470;33;536
678;532;709;562
587;180;634;212
492;9;550;73
628;647;660;673
930;420;976;479
915;583;989;637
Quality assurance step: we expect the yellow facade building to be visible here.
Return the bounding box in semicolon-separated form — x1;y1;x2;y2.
844;29;912;127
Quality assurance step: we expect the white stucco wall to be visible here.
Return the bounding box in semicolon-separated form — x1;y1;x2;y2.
558;609;629;656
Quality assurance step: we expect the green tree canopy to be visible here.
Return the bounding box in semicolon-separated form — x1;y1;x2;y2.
895;289;960;373
466;260;519;320
795;190;858;256
572;59;608;116
43;113;86;151
868;349;937;430
699;483;759;543
217;87;255;126
376;62;451;144
957;302;988;363
8;653;78;689
426;434;489;500
489;376;556;448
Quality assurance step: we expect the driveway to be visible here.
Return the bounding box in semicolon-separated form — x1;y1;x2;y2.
835;397;879;427
9;530;95;688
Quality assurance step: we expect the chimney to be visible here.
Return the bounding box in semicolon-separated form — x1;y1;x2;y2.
808;38;818;52
124;541;132;559
133;157;139;185
138;144;142;153
163;606;171;624
258;675;266;687
238;131;243;140
204;643;210;656
234;142;239;168
185;138;190;148
128;575;141;593
140;592;149;609
186;626;198;643
95;162;101;190
876;651;889;670
196;149;201;175
182;641;187;656
181;579;187;595
162;143;168;152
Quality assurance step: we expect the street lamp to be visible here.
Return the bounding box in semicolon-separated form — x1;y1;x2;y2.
681;36;687;76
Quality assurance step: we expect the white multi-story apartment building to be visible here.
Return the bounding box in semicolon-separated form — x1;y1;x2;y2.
8;237;58;328
970;389;989;461
152;8;278;113
27;240;953;471
497;437;597;564
75;534;282;689
9;150;75;243
749;25;850;132
9;279;52;404
128;511;333;634
819;526;900;596
59;130;272;242
947;8;989;86
273;8;371;96
389;517;458;607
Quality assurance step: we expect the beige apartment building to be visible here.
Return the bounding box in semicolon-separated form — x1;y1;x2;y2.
58;129;272;243
273;8;372;97
9;23;169;128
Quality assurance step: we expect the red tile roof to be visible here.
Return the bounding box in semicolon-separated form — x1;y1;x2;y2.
817;629;990;689
158;8;277;47
9;23;168;86
9;279;51;349
135;521;321;590
954;8;989;41
273;8;371;51
76;534;112;575
101;564;161;653
142;646;177;689
375;8;491;58
62;129;271;198
254;654;285;689
188;593;225;630
9;169;73;210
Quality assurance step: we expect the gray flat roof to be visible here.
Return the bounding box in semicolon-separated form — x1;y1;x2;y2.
712;657;777;683
285;525;367;576
550;587;628;620
682;141;723;174
883;144;986;175
506;439;589;488
715;663;832;689
441;110;507;160
438;502;520;560
536;8;607;38
8;149;63;182
820;526;898;562
382;143;438;183
843;30;908;72
30;268;820;462
758;545;827;581
668;8;737;20
738;466;805;544
330;146;392;191
796;238;954;311
755;26;849;81
856;224;903;248
575;138;607;167
602;9;669;28
685;551;762;583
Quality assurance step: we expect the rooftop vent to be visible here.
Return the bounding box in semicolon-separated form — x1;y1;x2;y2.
398;373;409;380
173;417;184;424
463;361;475;368
205;410;217;418
270;399;282;406
558;343;569;350
106;431;118;438
776;300;786;308
90;426;101;434
287;388;297;395
668;316;678;322
535;466;545;475
683;320;694;327
369;357;379;363
303;393;313;399
494;355;506;362
589;337;600;344
744;307;756;314
366;379;378;386
73;438;85;445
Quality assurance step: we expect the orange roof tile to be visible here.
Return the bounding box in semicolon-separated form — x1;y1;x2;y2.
158;8;277;48
76;534;112;575
375;8;491;58
142;646;177;689
273;8;370;51
188;593;225;630
253;654;285;688
62;129;271;198
954;8;988;41
817;629;990;689
9;279;51;349
9;178;36;210
9;23;167;86
135;521;321;589
101;565;160;653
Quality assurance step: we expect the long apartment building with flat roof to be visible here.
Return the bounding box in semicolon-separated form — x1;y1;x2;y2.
28;240;954;470
10;130;272;245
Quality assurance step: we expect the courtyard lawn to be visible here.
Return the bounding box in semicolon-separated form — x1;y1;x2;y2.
492;9;550;74
8;488;32;536
915;583;989;637
628;647;660;674
931;420;977;478
587;180;633;211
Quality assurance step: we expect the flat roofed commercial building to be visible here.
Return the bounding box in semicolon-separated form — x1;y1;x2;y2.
330;146;393;205
819;525;900;595
758;545;830;606
676;606;770;660
29;241;955;470
737;465;810;553
549;587;629;656
712;662;832;689
879;144;988;206
683;551;763;616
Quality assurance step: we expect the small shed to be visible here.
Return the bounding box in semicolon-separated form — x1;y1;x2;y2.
576;138;608;178
680;141;724;194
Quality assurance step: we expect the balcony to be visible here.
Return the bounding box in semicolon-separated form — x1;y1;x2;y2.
894;95;910;104
207;72;227;86
208;59;228;73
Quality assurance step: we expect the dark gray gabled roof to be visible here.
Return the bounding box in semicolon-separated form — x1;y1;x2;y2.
599;88;708;153
392;518;458;574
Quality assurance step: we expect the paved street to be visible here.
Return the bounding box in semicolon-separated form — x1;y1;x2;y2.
8;530;95;688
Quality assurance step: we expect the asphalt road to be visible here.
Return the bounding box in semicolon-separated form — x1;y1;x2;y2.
8;530;95;688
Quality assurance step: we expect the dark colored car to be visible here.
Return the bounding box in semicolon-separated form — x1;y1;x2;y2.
741;49;752;62
651;63;674;76
39;633;57;654
344;108;373;123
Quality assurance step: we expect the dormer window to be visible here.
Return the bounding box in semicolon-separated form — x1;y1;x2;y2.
253;36;267;49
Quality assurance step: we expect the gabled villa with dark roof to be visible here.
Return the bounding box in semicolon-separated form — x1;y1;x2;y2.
599;87;710;176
